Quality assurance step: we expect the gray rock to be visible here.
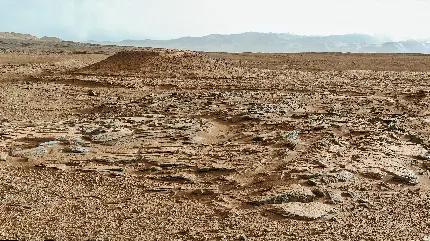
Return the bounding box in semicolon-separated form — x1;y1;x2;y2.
39;141;60;147
12;147;47;158
269;202;334;220
253;184;316;205
69;146;89;153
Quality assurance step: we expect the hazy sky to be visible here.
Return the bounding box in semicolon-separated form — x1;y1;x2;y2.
1;0;429;41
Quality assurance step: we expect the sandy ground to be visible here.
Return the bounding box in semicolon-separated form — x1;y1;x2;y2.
0;40;430;240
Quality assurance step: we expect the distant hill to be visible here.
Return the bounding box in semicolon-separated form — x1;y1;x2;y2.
0;32;62;42
88;32;430;54
0;32;38;41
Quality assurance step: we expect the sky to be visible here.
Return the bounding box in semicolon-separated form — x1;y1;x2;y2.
1;0;429;41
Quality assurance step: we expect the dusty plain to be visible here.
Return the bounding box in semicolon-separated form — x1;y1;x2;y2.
1;39;430;240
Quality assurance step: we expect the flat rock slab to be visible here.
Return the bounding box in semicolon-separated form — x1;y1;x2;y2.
252;184;316;205
269;202;334;220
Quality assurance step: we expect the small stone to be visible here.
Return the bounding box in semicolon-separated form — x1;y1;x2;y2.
69;146;89;153
252;136;265;142
327;191;344;204
88;90;98;96
312;189;326;197
421;151;430;161
239;234;248;241
150;166;163;172
0;153;8;161
307;178;322;186
284;139;299;150
269;202;334;220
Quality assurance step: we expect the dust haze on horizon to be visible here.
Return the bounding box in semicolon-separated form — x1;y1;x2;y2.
1;0;429;41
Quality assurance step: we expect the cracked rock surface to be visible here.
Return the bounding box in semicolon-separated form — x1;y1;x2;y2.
1;40;430;240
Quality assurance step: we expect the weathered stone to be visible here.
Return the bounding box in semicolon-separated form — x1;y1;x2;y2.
269;202;334;220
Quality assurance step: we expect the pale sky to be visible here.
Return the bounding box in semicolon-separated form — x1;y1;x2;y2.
1;0;429;41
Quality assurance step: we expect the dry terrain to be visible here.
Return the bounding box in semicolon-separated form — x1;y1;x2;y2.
1;39;430;240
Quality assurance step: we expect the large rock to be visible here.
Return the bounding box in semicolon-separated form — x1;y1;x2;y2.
11;147;47;158
269;202;334;220
252;184;316;205
384;167;419;185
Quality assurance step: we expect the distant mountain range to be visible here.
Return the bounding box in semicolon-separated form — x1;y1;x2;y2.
2;31;430;53
88;32;430;53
